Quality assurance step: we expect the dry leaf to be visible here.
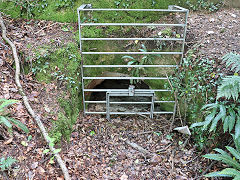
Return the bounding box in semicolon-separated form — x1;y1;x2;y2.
120;173;128;180
4;137;13;145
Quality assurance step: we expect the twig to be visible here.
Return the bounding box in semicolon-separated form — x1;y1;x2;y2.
35;22;58;34
170;148;176;178
156;143;173;153
165;74;183;131
0;13;70;180
136;131;154;135
120;137;152;156
195;161;216;180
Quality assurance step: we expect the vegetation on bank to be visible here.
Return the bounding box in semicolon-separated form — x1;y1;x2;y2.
0;0;223;22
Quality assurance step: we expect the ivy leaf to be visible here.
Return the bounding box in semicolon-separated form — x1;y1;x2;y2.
53;148;61;154
43;149;50;154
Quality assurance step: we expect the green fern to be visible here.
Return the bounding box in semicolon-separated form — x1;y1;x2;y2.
217;76;240;101
0;99;29;133
191;103;240;139
222;52;240;73
204;137;240;179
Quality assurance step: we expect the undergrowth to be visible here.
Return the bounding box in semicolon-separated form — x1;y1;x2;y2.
27;43;81;142
0;0;223;22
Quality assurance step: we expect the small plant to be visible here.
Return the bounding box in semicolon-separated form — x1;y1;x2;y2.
13;0;47;18
43;136;61;164
50;112;74;142
217;75;240;101
170;52;217;122
204;135;240;178
122;44;157;84
31;51;50;75
222;52;240;73
114;0;132;8
0;99;29;134
191;53;240;139
0;157;17;171
185;0;223;12
191;127;217;150
55;0;76;9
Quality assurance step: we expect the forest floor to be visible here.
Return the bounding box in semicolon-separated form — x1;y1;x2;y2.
0;8;239;180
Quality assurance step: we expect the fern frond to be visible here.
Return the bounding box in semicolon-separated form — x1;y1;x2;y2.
217;76;240;101
222;52;240;73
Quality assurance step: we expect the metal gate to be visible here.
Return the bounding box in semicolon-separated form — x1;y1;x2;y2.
77;4;188;120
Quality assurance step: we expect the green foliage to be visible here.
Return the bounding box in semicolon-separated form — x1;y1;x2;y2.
12;0;48;18
50;112;74;142
170;52;217;122
204;136;240;178
55;0;76;9
222;52;240;73
43;136;61;164
28;44;81;143
185;0;223;12
192;53;240;138
0;99;29;134
122;44;157;84
191;127;217;150
0;157;17;171
0;0;214;23
217;76;240;101
191;102;240;138
31;51;50;75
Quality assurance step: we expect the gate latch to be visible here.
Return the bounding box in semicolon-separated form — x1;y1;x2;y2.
128;85;135;96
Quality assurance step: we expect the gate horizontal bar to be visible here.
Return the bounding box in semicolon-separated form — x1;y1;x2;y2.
81;38;184;41
154;112;174;114
80;23;185;27
79;8;187;12
83;65;177;68
107;93;154;97
82;52;182;55
83;77;168;80
85;100;175;103
84;89;171;92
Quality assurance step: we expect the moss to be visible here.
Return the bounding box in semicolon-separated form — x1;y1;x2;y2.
24;43;81;141
0;0;220;23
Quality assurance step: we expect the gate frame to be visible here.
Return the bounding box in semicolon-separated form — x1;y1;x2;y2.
77;4;189;119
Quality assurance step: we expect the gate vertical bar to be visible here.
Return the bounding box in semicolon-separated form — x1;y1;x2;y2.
181;9;189;63
150;93;155;119
78;4;92;115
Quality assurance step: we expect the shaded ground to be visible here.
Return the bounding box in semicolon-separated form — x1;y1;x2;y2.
1;7;240;179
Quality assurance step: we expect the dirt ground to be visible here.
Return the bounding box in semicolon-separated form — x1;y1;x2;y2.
0;7;239;179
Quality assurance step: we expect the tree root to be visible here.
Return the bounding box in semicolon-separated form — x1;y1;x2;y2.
0;13;71;180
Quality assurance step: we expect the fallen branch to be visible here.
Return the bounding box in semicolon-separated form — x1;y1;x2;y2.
120;137;152;156
0;13;71;180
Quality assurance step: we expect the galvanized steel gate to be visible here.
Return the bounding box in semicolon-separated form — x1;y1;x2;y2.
77;4;188;120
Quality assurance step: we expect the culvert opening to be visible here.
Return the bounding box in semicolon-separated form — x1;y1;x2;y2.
88;80;154;113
